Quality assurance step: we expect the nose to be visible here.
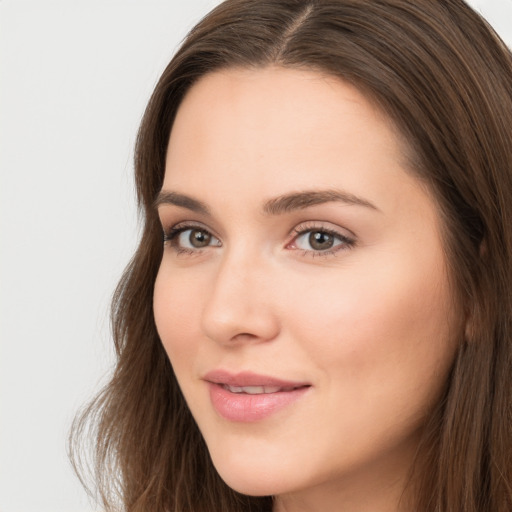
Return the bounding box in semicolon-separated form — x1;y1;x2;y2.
200;251;280;346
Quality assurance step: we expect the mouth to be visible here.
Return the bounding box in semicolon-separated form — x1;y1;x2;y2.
203;370;311;422
220;384;306;394
203;369;310;389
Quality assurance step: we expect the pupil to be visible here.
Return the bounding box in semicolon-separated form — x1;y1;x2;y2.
190;229;211;248
309;231;333;250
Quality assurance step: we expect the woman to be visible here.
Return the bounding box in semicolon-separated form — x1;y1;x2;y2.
71;1;512;511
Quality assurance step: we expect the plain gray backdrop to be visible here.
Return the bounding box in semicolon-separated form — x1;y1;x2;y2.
1;1;511;511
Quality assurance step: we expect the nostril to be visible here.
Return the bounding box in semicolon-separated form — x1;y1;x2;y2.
232;332;258;341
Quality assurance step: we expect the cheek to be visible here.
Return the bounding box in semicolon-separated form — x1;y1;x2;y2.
153;269;203;366
285;255;458;402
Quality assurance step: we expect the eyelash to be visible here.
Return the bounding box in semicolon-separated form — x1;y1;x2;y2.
163;222;219;256
289;222;356;257
162;221;356;258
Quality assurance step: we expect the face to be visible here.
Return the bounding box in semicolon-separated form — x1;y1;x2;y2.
154;67;460;510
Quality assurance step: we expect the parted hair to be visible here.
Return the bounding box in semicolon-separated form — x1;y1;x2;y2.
70;1;512;511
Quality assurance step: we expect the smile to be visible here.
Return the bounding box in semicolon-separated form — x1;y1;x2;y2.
204;370;311;422
222;384;300;394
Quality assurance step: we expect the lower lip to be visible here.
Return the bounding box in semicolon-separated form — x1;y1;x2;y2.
207;383;310;422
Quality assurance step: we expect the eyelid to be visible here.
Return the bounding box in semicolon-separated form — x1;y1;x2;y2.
160;219;356;258
161;221;222;255
162;220;219;241
286;221;356;256
288;220;356;241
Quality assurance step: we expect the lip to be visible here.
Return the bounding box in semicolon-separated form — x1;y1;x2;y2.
204;370;309;388
203;370;311;422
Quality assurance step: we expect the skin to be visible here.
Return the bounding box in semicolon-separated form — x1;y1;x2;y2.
153;67;461;512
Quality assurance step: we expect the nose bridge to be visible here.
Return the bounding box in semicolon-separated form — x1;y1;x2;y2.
201;243;279;344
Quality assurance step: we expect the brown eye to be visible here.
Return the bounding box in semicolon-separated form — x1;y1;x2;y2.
291;227;354;256
189;229;211;248
167;226;221;251
308;231;334;250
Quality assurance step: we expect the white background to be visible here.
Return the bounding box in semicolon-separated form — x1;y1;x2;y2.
1;1;511;511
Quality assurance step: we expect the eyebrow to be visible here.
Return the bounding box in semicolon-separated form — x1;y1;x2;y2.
262;189;378;215
154;188;378;216
154;191;210;215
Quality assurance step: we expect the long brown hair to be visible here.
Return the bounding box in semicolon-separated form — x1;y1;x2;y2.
70;1;512;511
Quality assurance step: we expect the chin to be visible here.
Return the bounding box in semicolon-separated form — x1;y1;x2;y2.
208;447;296;497
215;468;287;497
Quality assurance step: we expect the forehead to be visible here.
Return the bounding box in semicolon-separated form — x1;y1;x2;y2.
163;66;430;221
167;66;402;162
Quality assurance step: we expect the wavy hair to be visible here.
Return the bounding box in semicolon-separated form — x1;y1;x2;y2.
70;1;512;511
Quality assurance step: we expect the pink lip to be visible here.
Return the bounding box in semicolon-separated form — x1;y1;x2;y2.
203;370;311;422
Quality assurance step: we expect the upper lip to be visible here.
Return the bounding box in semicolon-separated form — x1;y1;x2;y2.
203;370;310;389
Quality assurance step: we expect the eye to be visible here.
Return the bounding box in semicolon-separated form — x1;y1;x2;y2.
178;228;213;249
164;225;221;252
288;225;355;256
